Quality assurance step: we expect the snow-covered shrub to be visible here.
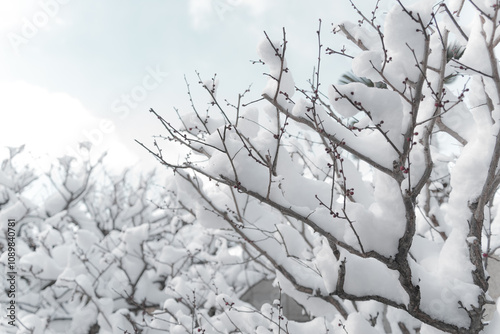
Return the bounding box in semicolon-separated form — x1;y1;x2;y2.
0;149;274;334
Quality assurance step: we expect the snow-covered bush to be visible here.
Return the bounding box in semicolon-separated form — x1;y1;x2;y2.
139;1;500;333
0;148;272;334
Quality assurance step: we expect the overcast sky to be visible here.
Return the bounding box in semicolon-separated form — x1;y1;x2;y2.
0;0;376;170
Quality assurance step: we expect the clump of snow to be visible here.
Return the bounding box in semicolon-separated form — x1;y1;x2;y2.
383;0;433;84
68;302;98;334
121;223;149;255
257;38;295;106
19;251;64;280
329;82;403;142
18;314;47;334
181;111;225;136
314;239;339;293
44;192;68;216
339;21;379;50
344;312;381;334
75;229;99;253
483;298;500;333
0;200;32;229
343;252;408;305
291;98;311;118
439;95;475;142
459;15;492;76
352;50;384;82
0;170;14;188
203;77;219;105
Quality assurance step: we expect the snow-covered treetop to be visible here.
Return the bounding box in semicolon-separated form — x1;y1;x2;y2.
139;1;500;333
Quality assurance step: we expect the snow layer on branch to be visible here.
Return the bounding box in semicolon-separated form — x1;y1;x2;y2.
257;38;295;106
203;77;219;104
44;191;68;216
345;312;381;334
291;97;310;118
315;239;339;293
285;317;334;333
342;158;374;208
76;229;99;253
310;104;399;171
383;0;434;84
0;198;33;229
366;172;407;255
64;171;86;194
339;21;380;51
156;245;188;276
343;251;408;305
106;309;136;334
0;201;28;231
275;271;339;319
439;92;475;143
0;170;14;188
411;236;441;272
181;111;225;136
20;251;64;280
43;210;69;229
448;0;465;13
19;314;46;334
352;50;384;83
459;15;492;75
484;299;500;333
276;224;310;259
410;259;481;328
463;0;499;19
329;82;403;142
441;76;496;284
278;172;403;257
69;302;98;334
37;225;64;249
277;157;336;210
238;107;261;136
386;307;422;333
407;145;427;191
122;224;149;254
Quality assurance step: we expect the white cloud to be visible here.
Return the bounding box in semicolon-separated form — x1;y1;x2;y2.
0;1;31;33
188;0;271;29
238;0;269;15
0;81;141;169
189;0;215;29
0;82;94;154
0;81;93;151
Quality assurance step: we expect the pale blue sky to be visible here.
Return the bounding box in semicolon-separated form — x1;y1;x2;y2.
0;0;371;169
